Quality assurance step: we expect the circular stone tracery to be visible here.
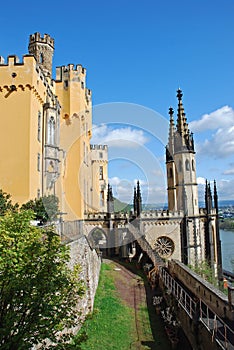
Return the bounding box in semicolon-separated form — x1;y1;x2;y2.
154;236;175;258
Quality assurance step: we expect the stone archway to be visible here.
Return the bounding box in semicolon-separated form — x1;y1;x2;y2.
88;227;108;257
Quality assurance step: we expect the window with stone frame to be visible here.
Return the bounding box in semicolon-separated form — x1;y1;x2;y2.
47;116;56;145
185;159;190;171
99;166;103;180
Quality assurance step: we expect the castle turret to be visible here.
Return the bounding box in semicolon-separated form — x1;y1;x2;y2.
171;89;199;216
28;32;54;78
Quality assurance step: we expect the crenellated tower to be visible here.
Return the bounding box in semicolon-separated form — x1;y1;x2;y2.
28;32;54;78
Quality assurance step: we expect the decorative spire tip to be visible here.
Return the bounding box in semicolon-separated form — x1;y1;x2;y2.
177;88;183;101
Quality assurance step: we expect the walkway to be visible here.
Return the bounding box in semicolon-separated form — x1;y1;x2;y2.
105;259;191;349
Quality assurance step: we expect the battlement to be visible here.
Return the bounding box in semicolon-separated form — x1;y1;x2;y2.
0;55;21;66
0;54;57;104
84;212;129;221
29;32;54;49
90;144;108;151
199;207;217;216
55;64;86;81
141;210;184;219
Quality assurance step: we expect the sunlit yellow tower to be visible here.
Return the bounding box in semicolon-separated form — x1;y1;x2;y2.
0;33;60;204
0;32;108;219
55;63;108;219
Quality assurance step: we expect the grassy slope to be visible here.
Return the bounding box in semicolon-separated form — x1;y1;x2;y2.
114;197;132;213
74;263;136;350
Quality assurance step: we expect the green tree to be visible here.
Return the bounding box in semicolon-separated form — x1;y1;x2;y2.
0;189;18;215
0;210;84;349
21;195;59;223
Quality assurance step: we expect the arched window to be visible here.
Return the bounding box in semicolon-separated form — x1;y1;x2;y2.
47;117;55;145
192;160;195;171
39;53;44;64
185;159;190;171
169;168;173;178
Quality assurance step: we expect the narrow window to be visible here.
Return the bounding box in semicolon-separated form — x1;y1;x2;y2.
192;160;195;171
99;152;103;159
81;81;84;89
37;189;40;199
39;53;44;64
99;166;103;180
100;191;104;207
185;159;190;171
64;80;68;88
169;168;173;178
38;111;41;142
47;117;55;145
37;153;40;171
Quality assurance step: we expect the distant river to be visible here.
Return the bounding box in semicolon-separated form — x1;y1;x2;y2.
220;229;234;272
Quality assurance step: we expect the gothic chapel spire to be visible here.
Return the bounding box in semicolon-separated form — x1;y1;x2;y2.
176;88;189;138
174;89;194;153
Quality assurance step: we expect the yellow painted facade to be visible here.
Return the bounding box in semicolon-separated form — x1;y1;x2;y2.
0;33;108;219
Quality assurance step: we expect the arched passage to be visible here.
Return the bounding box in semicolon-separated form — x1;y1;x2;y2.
88;227;108;257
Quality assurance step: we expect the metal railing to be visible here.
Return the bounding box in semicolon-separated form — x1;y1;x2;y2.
200;300;234;350
159;266;196;319
159;266;234;350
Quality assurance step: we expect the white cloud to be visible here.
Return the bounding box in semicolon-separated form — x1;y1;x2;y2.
91;124;148;148
108;176;166;204
197;177;206;185
223;169;234;175
197;126;234;158
190;106;234;132
216;179;234;200
191;106;234;158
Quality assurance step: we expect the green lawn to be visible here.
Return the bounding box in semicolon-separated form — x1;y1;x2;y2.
73;263;137;350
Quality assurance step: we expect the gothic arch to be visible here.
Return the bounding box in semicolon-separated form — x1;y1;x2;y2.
88;226;108;249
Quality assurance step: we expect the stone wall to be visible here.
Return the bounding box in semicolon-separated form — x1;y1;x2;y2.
67;235;101;329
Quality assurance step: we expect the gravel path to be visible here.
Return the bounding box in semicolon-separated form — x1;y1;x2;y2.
104;259;172;350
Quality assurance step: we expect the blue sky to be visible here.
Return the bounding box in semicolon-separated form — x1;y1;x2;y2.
1;0;234;204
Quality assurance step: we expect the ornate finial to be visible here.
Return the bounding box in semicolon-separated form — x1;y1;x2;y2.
169;107;174;117
177;88;183;101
